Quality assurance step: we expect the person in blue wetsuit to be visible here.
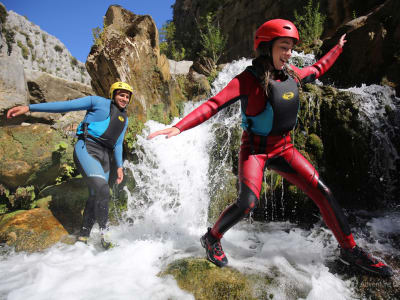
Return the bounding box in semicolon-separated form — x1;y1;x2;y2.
7;81;133;249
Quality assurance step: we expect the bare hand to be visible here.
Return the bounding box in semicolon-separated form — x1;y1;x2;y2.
116;167;124;184
7;105;29;118
338;34;347;48
147;127;181;140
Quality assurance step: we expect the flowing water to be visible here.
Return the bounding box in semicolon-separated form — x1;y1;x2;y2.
0;56;399;300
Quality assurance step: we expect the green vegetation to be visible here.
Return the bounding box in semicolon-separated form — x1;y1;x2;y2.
0;3;7;24
124;119;145;152
70;56;78;68
42;33;47;43
92;20;108;47
54;45;63;53
0;5;16;56
161;258;258;300
198;13;227;66
294;0;326;53
3;28;15;56
17;40;29;59
159;20;186;61
26;37;34;49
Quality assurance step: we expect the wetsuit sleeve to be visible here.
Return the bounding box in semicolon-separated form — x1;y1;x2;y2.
291;44;343;83
114;118;128;168
174;77;243;132
29;96;94;113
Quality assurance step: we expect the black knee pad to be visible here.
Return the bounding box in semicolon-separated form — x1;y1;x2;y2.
236;182;258;213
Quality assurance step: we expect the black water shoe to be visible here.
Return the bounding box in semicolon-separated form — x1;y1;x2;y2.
200;228;228;267
339;246;393;277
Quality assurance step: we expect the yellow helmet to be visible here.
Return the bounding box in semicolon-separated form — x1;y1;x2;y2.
109;82;134;103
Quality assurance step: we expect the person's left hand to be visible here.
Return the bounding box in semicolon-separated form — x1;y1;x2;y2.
116;167;124;184
338;34;347;48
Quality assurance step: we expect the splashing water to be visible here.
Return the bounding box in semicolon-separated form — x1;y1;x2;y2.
0;57;398;300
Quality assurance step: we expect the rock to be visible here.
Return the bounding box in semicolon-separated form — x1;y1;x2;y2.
168;59;193;75
192;56;215;77
0;56;28;122
0;8;91;85
321;0;400;94
86;5;186;151
0;208;68;252
161;257;269;300
25;69;93;104
38;177;87;234
22;69;92;131
0;123;74;190
173;0;384;62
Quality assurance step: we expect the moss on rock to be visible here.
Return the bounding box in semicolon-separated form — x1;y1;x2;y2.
161;258;257;300
0;208;68;252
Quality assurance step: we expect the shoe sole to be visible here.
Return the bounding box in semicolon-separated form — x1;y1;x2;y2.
339;257;393;277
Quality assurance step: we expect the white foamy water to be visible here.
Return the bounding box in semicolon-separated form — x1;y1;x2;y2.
0;58;398;300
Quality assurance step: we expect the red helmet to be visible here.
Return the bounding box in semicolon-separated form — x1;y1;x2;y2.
254;19;299;51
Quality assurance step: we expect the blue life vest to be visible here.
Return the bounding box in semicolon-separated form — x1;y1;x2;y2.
77;102;127;149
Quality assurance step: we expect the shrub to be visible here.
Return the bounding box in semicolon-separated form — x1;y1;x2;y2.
4;28;15;55
92;19;108;47
294;0;326;53
198;12;227;65
54;45;63;52
0;3;7;24
17;40;29;59
26;37;34;49
42;34;47;43
71;56;78;67
159;20;186;61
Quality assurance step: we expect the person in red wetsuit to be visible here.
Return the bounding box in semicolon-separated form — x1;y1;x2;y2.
148;19;393;277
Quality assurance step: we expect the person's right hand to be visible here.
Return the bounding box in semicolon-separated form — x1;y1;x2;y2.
147;127;181;139
7;105;29;118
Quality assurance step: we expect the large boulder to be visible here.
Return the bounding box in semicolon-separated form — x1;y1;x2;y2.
86;5;185;138
22;69;92;131
0;56;28;123
0;208;68;252
161;258;267;300
0;123;74;190
37;177;87;234
320;0;400;95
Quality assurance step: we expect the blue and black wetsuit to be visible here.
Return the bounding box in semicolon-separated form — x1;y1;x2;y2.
29;96;128;236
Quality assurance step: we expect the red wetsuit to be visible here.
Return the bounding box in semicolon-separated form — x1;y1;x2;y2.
175;45;356;249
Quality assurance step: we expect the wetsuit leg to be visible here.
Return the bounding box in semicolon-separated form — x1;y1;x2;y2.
80;188;96;236
266;144;356;249
211;145;266;239
74;139;111;236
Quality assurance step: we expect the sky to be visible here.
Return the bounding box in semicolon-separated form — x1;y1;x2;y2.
2;0;175;62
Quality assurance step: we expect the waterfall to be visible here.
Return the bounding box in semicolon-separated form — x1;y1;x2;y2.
0;57;398;300
346;84;400;202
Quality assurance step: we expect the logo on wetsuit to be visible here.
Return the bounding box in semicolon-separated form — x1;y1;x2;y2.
282;92;295;100
118;116;125;122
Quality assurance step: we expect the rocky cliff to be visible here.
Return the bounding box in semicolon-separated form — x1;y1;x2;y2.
0;5;91;85
86;5;186;150
173;0;384;62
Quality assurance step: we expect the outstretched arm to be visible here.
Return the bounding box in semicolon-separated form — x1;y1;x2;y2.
7;105;29;118
292;34;347;82
7;96;95;119
147;74;246;139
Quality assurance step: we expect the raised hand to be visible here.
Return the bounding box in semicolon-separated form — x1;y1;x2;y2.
338;34;347;48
